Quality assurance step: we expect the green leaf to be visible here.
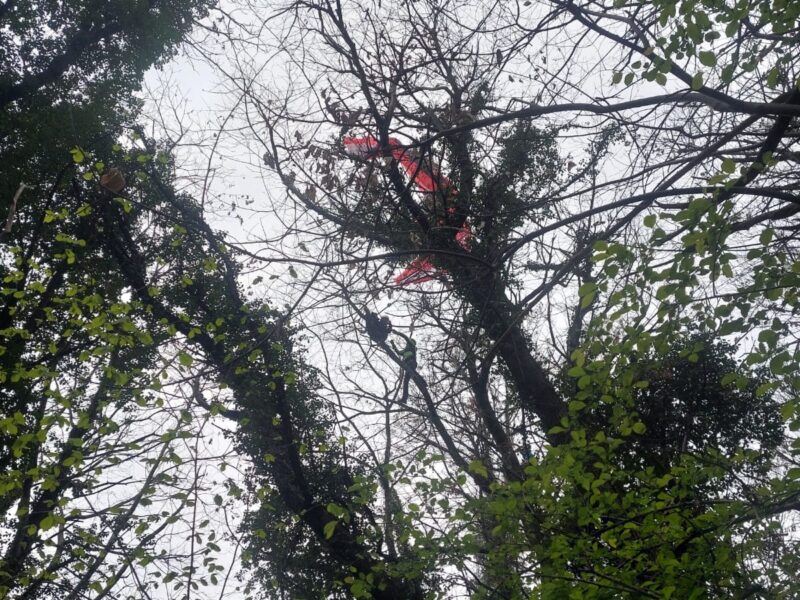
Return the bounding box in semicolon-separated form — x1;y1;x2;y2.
323;520;337;539
580;291;596;308
468;460;489;478
769;352;789;375
758;329;779;347
40;514;56;531
578;282;598;308
163;572;178;584
721;158;736;173
567;366;586;377
655;285;674;301
767;67;779;89
569;400;586;412
687;22;702;44
70;147;85;163
177;351;193;367
698;51;716;67
691;72;704;90
755;382;774;398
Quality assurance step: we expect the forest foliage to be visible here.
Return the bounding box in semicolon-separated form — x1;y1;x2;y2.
1;0;800;599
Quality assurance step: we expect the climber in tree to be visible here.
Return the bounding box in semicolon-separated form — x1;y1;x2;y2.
393;335;417;405
364;310;392;343
363;310;416;404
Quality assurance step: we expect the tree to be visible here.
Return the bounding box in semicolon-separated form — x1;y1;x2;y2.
1;0;435;593
624;336;784;481
0;2;223;597
190;0;800;596
0;137;235;599
3;0;800;597
0;0;213;237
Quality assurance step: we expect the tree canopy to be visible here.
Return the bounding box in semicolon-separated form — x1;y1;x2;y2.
1;0;800;598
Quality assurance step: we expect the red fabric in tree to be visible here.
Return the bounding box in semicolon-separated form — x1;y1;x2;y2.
344;136;452;191
393;257;437;285
343;135;470;285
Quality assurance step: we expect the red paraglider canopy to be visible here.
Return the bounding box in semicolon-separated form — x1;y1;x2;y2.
343;135;471;285
344;136;455;195
393;257;437;285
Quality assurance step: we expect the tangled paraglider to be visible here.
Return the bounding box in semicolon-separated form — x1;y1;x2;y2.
343;136;471;285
